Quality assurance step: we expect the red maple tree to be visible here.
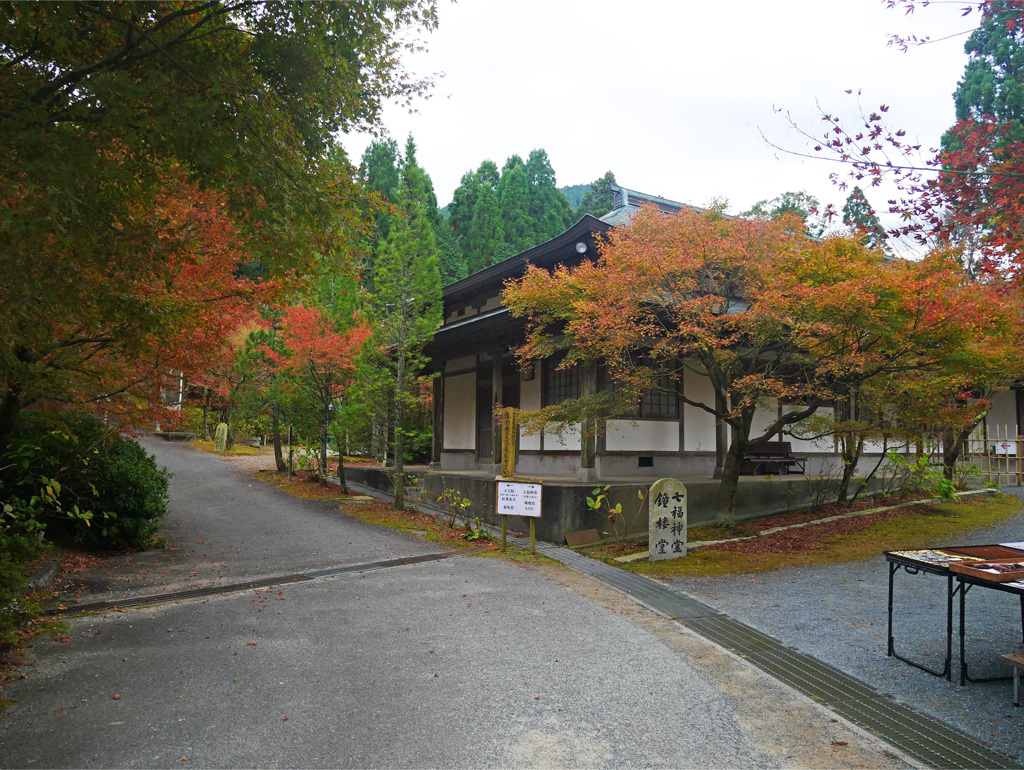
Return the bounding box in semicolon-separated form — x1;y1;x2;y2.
268;304;370;484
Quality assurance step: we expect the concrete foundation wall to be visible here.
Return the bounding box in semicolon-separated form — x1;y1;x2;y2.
346;466;887;545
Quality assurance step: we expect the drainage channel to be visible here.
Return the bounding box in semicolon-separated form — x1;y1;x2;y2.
46;548;486;617
531;544;1018;770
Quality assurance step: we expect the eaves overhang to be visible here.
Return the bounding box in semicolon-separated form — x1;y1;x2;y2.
425;307;527;369
440;215;611;309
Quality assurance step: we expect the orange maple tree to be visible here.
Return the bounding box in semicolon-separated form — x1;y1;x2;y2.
0;169;267;450
504;205;1020;525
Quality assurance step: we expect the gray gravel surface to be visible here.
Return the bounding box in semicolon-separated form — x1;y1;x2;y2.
664;488;1024;765
0;440;913;769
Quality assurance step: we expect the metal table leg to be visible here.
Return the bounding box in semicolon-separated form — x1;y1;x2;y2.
887;561;951;679
959;580;1014;686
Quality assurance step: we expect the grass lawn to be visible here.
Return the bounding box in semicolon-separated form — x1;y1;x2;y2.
587;493;1022;577
255;469;495;551
251;466;1023;579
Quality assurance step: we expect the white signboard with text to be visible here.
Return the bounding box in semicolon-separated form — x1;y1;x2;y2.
496;480;542;518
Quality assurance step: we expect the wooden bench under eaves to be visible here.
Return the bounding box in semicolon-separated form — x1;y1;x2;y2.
740;441;807;476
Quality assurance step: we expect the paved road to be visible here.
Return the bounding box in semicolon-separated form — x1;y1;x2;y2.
0;440;911;768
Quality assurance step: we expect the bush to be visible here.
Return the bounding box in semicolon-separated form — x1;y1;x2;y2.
0;530;44;648
1;411;170;550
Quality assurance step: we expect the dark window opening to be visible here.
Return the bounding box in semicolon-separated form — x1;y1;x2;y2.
543;357;581;406
606;371;678;419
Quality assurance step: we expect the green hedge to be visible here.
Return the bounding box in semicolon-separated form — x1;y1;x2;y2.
1;411;170;550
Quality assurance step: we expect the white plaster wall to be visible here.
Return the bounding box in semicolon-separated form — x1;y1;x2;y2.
480;294;503;312
544;424;581;451
445;356;476;373
519;376;542;451
683;369;717;452
988;389;1018;432
751;398;779;440
784;405;836;453
443;372;476;450
605;419;680;452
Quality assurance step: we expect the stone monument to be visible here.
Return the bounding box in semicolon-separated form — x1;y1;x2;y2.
648;478;687;562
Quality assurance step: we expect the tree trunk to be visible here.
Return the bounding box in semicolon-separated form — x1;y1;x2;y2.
319;403;329;483
272;398;286;472
837;433;865;504
943;421;980;480
392;354;406;510
201;387;212;440
335;432;348;494
717;439;746;528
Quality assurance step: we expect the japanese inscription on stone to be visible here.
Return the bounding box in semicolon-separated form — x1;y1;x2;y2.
214;422;229;453
648;478;687;562
496;480;542;518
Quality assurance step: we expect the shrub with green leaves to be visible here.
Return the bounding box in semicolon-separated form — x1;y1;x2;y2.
1;411;170;549
0;530;44;647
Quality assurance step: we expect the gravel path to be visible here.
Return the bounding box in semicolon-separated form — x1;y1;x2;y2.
664;488;1024;765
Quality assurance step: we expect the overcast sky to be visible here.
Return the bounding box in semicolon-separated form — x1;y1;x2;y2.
342;0;972;235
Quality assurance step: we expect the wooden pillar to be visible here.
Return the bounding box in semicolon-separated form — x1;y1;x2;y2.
713;389;728;479
578;362;598;482
429;372;444;469
491;353;503;470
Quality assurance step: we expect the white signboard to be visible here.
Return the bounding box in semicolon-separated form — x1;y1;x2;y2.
648;478;687;562
496;480;542;518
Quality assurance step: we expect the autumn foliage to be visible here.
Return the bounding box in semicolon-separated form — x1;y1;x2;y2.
268;304;371;479
504;205;1022;524
0;169;265;447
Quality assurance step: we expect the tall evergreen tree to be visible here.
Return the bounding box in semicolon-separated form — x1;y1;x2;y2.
526;149;571;242
946;0;1024;148
842;186;888;251
371;144;442;509
574;170;618;219
403;135;443;228
435;219;467;285
448;169;480;239
359;139;402;286
466;182;504;274
497;157;533;252
476;159;500;188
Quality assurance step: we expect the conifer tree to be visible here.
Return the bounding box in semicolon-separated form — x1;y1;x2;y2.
476;159;500;188
466;181;504;274
947;0;1024;147
497;157;533;252
574;170;618;219
842;186;888;251
359;139;402;286
448;170;480;239
372;141;442;509
526;149;572;242
435;220;467;285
